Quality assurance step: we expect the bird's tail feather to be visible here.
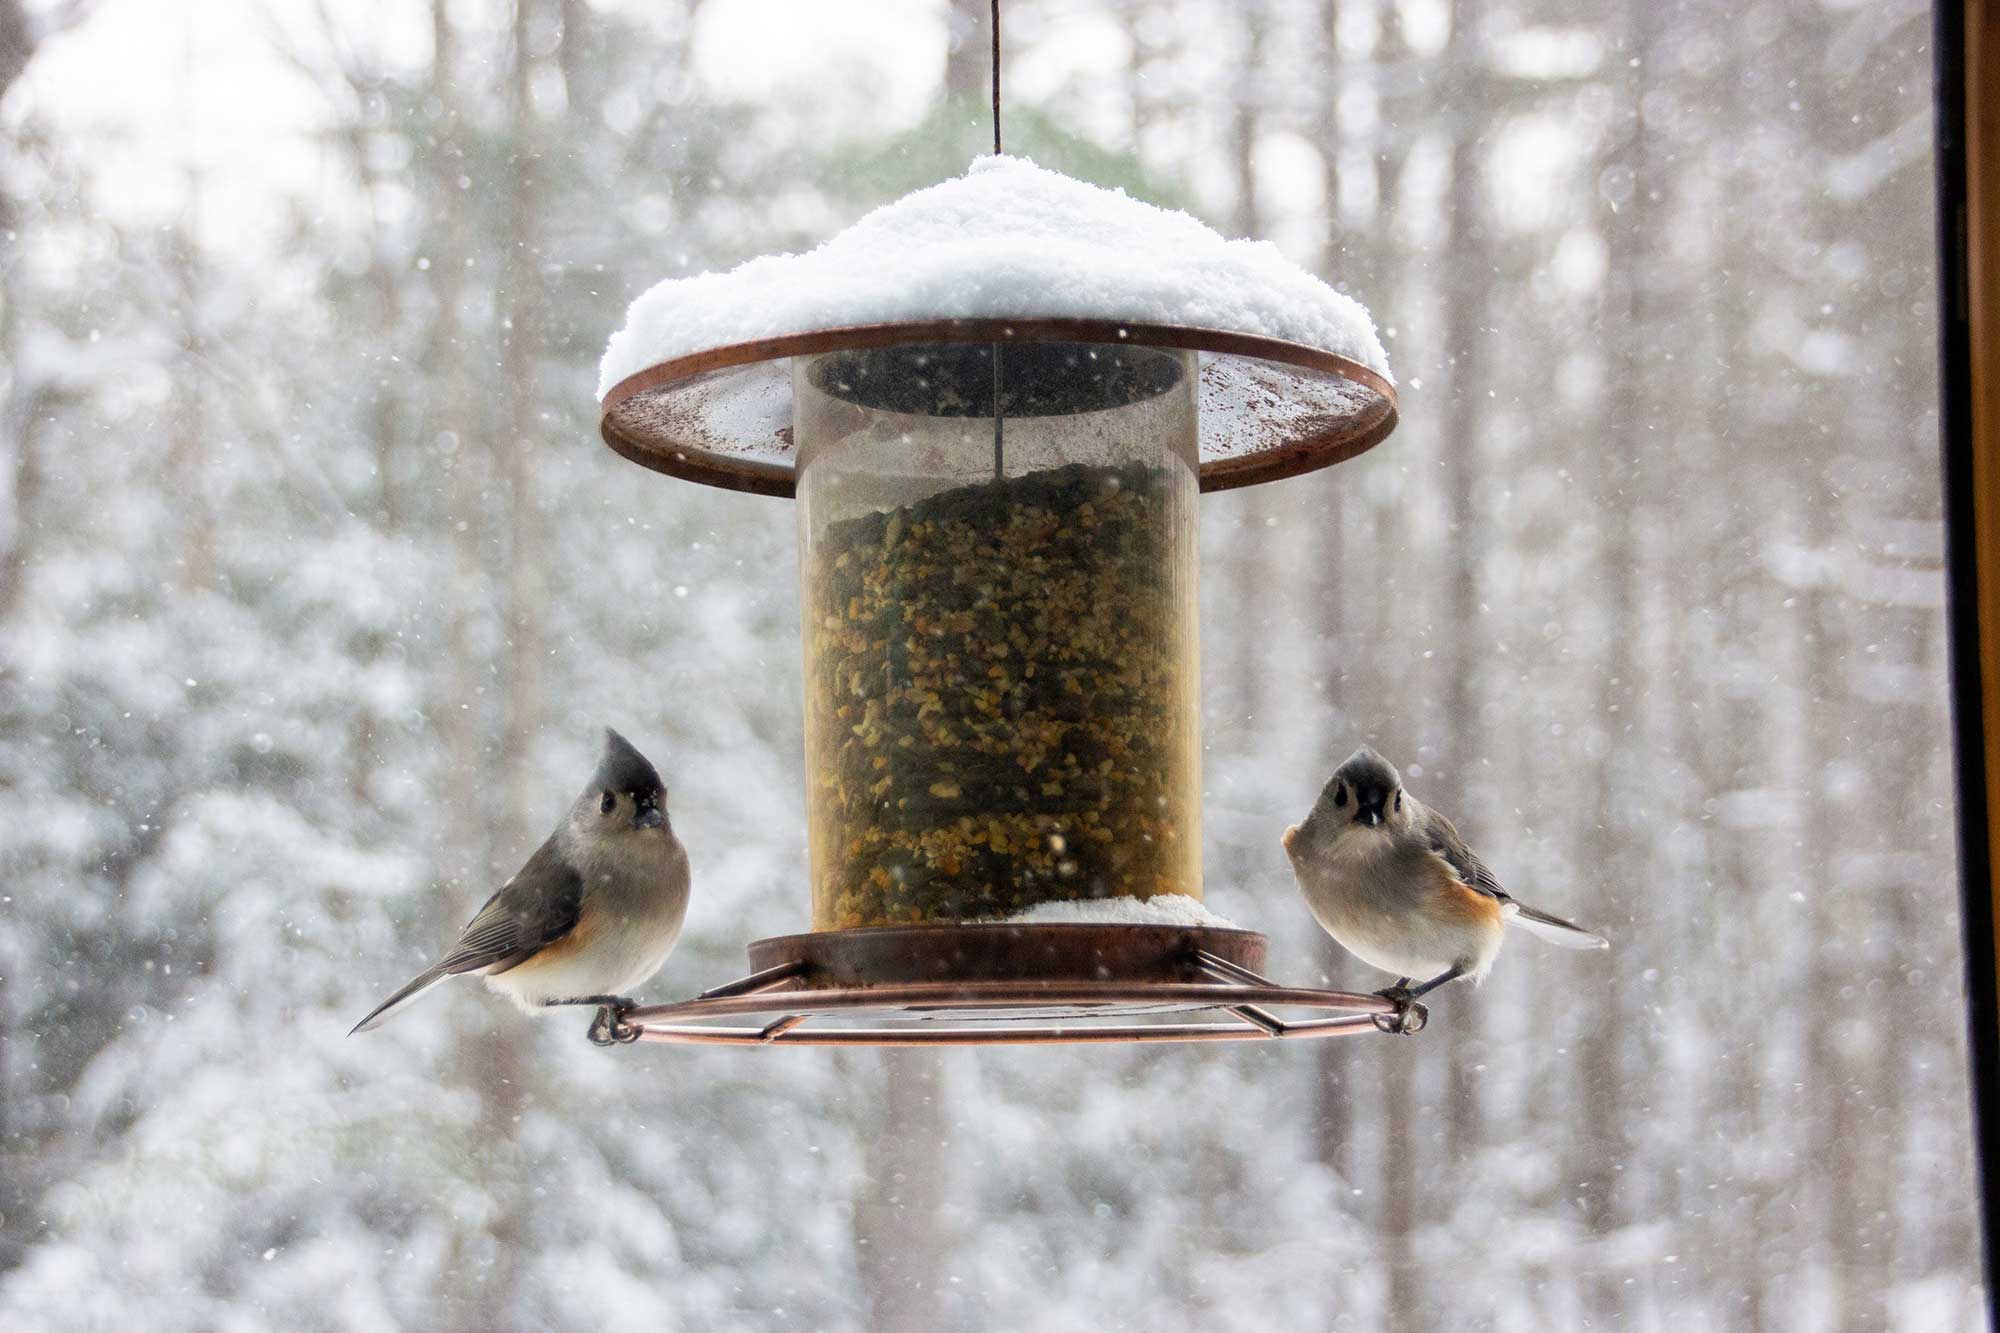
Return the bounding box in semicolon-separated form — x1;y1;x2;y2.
1506;902;1610;950
349;967;449;1035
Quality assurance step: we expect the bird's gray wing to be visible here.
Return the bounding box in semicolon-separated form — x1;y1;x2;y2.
434;838;584;976
1419;806;1609;948
1417;807;1511;901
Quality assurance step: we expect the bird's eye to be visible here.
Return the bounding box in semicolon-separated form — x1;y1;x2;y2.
1394;791;1403;812
600;791;616;815
1333;783;1347;808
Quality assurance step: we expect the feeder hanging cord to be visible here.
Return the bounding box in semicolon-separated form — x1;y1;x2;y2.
991;0;1005;481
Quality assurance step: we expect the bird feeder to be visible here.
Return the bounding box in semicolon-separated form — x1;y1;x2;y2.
594;158;1411;1044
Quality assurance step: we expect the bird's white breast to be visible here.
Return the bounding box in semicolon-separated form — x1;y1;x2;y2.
485;834;690;1011
1294;829;1501;982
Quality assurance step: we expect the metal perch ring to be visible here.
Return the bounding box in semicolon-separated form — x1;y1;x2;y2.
599;945;1425;1048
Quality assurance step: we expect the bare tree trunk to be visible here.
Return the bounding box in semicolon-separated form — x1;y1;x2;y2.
0;966;13;1272
1703;27;1803;1323
1784;11;1866;1326
167;226;212;590
1308;0;1372;1215
368;258;403;531
944;0;992;146
556;0;597;124
500;0;545;824
0;3;85;1276
1802;480;1860;1333
1230;11;1264;240
470;8;549;1330
1832;21;1939;1314
0;1;30;93
163;22;212;592
1572;3;1664;1317
853;1054;957;1332
0;181;36;625
1433;0;1491;1169
1380;1043;1422;1332
428;0;486;903
1372;494;1424;1332
1303;4;1431;1319
0;0;67;615
1119;0;1157;153
426;5;523;1329
942;0;989;115
1311;484;1355;1187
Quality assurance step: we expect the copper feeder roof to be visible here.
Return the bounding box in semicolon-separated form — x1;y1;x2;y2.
598;316;1398;498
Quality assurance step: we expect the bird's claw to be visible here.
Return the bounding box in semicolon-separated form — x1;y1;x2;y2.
1370;987;1428;1035
587;1003;641;1047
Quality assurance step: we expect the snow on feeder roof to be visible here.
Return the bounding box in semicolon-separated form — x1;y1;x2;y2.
598;156;1397;497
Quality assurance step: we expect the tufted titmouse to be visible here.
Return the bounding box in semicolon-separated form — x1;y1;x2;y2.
1281;746;1605;1025
350;728;689;1041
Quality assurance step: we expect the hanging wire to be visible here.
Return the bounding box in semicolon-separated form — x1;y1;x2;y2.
990;0;1005;480
991;0;1003;155
991;354;1006;479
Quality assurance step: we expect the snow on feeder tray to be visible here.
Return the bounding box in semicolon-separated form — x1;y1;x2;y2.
594;157;1413;1046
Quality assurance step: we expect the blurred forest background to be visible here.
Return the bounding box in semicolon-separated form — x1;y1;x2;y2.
0;0;1973;1328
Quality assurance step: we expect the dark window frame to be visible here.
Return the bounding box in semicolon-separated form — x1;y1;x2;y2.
1936;1;2000;1318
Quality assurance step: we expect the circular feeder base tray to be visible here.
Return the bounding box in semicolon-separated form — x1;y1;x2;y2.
609;923;1421;1047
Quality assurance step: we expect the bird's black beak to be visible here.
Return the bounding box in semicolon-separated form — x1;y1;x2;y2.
631;798;664;830
1354;791;1386;827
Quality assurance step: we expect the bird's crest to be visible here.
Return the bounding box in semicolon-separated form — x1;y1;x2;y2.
1332;745;1401;792
594;728;664;798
